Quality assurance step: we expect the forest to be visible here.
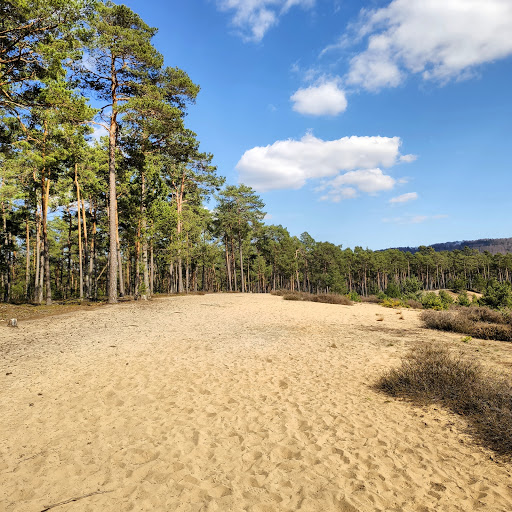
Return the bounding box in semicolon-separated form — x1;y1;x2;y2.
2;0;512;305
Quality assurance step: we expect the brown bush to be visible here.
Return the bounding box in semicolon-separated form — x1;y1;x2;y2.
471;323;512;341
311;293;352;305
282;292;303;301
463;306;509;325
420;307;512;342
406;299;423;309
360;295;381;303
282;292;352;305
376;344;512;458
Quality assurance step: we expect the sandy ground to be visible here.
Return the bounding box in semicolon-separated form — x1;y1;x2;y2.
1;293;512;512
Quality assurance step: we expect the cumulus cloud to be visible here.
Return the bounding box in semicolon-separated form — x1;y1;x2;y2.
320;169;396;202
291;78;348;116
216;0;315;42
389;192;418;204
341;0;512;90
236;132;414;195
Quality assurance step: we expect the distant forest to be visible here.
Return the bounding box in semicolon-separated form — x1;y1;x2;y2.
2;1;512;304
394;238;512;256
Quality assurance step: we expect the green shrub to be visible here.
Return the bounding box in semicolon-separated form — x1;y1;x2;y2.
457;291;471;307
439;290;454;307
421;292;446;310
385;281;401;298
403;277;423;295
347;291;361;302
480;280;512;310
382;298;403;308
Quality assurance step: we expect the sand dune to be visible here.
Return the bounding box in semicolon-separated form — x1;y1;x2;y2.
1;294;512;511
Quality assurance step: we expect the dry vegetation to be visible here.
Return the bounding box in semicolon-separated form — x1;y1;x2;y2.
280;291;353;305
377;344;512;459
0;301;101;323
421;307;512;341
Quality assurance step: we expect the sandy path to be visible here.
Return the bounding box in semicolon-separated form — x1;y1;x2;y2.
1;294;512;512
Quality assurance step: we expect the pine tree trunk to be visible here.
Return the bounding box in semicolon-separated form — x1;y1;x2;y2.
108;76;118;303
225;237;232;291
75;167;84;300
89;202;97;299
239;235;244;293
25;213;30;301
34;209;41;303
150;244;154;296
42;171;52;305
116;209;124;297
81;198;89;298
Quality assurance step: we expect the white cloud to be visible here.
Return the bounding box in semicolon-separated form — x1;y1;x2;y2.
236;132;412;194
399;154;417;163
291;78;348;116
342;0;512;90
216;0;315;42
320;169;396;202
389;192;418;204
90;124;108;142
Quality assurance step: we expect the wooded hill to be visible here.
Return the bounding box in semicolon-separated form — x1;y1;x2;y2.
2;1;512;304
393;238;512;255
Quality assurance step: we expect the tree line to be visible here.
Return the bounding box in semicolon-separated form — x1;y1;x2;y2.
1;0;512;304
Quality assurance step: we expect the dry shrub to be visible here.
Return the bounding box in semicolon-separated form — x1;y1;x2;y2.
312;293;352;305
271;290;287;296
282;292;303;301
421;308;512;342
471;323;512;341
282;292;352;305
463;306;509;325
360;295;381;303
406;299;423;309
376;344;512;458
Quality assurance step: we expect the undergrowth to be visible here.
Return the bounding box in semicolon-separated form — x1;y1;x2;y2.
421;307;512;342
282;292;352;305
376;344;512;459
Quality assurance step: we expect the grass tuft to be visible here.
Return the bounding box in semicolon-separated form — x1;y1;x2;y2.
376;344;512;458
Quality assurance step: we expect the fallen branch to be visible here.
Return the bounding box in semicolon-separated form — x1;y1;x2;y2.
40;490;113;511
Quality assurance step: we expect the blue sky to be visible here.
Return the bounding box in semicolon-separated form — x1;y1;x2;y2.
117;0;512;250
